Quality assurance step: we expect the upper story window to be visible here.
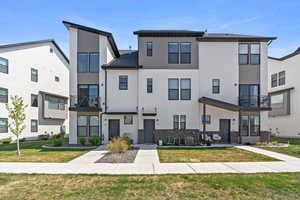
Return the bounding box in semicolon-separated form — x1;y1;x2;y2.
0;57;8;74
212;79;220;94
31;68;38;82
78;84;99;107
146;41;153;56
168;42;191;64
239;43;260;65
0;87;8;103
271;94;284;109
147;78;153;93
77;52;99;72
31;94;38;107
278;71;285;86
173;115;186;130
168;78;191;100
271;73;277;88
180;79;191;100
168;78;179;100
119;75;128;90
48;96;65;110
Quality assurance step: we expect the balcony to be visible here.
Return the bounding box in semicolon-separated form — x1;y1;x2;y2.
239;95;271;111
69;95;101;111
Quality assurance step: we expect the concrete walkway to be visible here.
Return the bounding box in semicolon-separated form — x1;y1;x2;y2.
0;145;299;174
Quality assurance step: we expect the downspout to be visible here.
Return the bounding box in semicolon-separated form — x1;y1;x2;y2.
105;67;107;113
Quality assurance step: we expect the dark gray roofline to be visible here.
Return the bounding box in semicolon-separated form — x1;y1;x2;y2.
0;39;69;63
197;36;277;42
62;21;120;57
269;51;300;61
133;30;204;37
269;87;295;95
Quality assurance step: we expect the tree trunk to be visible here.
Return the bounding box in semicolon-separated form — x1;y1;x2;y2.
16;136;20;156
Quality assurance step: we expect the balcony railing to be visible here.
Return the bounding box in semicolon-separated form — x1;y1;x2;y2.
239;95;270;109
70;95;101;109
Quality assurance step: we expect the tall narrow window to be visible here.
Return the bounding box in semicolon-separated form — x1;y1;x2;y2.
89;53;99;72
271;73;278;88
278;71;285;86
119;75;128;90
0;118;8;133
146;41;152;56
89;116;99;136
173;115;179;130
239;44;249;65
31;94;38;107
168;79;179;100
250;44;260;64
77;116;88;137
212;79;220;94
240;115;249;136
180;79;191;100
31;68;38;82
180;115;186;130
250;114;260;136
77;53;89;72
168;43;179;64
180;43;191;64
147;78;153;93
0;87;8;103
0;57;8;74
31;120;38;132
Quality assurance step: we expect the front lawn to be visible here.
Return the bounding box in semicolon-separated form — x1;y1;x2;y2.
158;147;278;163
0;173;299;200
261;137;300;158
0;140;89;162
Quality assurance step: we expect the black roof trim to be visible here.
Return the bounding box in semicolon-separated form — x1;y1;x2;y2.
105;112;138;115
102;50;138;69
269;51;300;61
199;97;240;112
133;30;204;37
269;87;295;95
0;39;69;63
39;91;68;99
197;33;276;42
62;21;120;57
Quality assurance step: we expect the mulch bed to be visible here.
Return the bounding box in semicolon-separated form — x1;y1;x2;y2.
96;148;139;163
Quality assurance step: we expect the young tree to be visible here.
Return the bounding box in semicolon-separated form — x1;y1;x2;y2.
5;96;28;156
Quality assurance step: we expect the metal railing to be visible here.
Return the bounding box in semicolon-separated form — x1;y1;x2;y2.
239;95;270;109
70;95;101;109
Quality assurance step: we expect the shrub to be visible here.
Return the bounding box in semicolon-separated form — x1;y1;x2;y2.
79;137;86;146
261;142;268;146
0;137;12;144
256;142;262;146
272;141;278;145
89;136;101;146
38;134;50;140
122;136;132;146
52;138;64;147
19;138;26;143
53;132;65;139
107;137;129;153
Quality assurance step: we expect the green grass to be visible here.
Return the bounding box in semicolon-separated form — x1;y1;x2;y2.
0;140;89;162
157;147;278;163
0;173;300;200
261;137;300;158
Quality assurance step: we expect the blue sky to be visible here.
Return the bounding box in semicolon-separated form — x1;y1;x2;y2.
1;0;300;57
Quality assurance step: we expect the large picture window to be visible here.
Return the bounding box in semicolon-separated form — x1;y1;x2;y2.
0;57;8;74
77;52;99;72
271;94;284;109
48;96;65;110
78;84;99;107
77;115;99;137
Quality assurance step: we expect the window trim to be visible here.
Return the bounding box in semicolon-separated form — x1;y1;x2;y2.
0;118;8;133
250;43;260;65
0;57;8;74
119;75;128;90
31;68;38;82
146;78;153;93
77;52;100;73
0;87;8;103
31;94;38;107
212;79;220;94
31;119;38;132
168;78;179;100
146;41;153;57
239;43;260;65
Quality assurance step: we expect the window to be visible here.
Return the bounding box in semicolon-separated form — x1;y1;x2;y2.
31;68;38;82
48;96;65;110
239;85;259;107
168;43;179;64
119;75;128;90
124;116;133;125
146;41;152;56
271;94;284;109
31;94;38;107
147;78;153;93
173;115;186;130
0;87;8;103
271;73;278;88
250;44;260;64
239;44;249;65
279;71;285;86
202;115;211;124
77;115;99;137
168;79;179;100
77;53;99;72
55;76;60;82
31;120;38;132
180;79;191;100
78;85;99;107
180;43;191;64
0;118;8;133
240;113;260;136
212;79;220;94
0;57;8;74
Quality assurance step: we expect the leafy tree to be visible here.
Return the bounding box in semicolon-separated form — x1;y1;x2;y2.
5;96;28;156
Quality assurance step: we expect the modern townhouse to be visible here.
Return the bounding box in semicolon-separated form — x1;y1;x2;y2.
268;47;300;138
0;40;69;140
64;20;276;145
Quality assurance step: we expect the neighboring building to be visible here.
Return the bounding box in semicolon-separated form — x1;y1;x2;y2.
0;40;69;140
268;48;300;138
64;20;276;145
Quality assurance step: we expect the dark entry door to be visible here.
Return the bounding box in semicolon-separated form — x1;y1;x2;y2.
108;119;120;140
144;119;155;143
219;119;231;143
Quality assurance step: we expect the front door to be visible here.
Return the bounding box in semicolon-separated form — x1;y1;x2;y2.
108;119;120;140
144;119;155;143
219;119;231;143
